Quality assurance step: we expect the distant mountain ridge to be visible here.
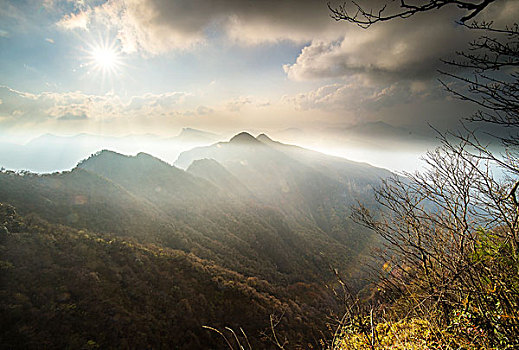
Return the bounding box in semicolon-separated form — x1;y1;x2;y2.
0;128;224;173
173;127;220;143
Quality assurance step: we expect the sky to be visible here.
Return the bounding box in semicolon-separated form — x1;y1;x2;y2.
0;0;517;170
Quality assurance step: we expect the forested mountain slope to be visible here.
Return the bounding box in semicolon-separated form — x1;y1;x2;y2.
0;203;332;349
0;133;392;348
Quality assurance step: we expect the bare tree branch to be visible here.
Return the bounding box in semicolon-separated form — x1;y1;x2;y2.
328;0;497;28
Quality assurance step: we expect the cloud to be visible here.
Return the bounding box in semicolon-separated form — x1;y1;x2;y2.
56;0;342;54
0;87;278;131
196;105;213;115
57;9;90;30
226;96;252;112
91;0;206;54
58;112;88;121
0;86;192;126
286;0;519;82
49;0;518;95
125;92;190;118
283;78;443;114
284;15;471;82
51;0;517;87
0;87;53;122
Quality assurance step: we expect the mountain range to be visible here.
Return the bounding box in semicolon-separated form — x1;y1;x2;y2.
0;128;222;173
0;132;391;348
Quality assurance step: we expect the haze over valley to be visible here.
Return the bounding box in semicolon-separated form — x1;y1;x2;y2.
0;122;438;174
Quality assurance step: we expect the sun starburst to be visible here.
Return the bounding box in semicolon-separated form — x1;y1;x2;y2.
88;41;122;74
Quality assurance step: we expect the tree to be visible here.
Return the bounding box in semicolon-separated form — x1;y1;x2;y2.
329;0;498;27
329;0;519;348
351;141;519;346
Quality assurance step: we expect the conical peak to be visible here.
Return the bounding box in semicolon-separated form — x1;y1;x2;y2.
229;132;260;144
256;133;274;143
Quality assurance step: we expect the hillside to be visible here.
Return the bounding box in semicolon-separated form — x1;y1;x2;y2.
0;165;315;284
0;203;332;349
186;158;252;197
0;134;390;283
176;132;389;250
0;133;392;348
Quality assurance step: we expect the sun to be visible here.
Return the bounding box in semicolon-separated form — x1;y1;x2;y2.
89;44;121;73
83;36;124;77
80;36;128;88
92;46;118;71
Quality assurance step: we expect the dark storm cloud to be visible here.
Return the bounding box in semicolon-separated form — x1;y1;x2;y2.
284;0;518;82
284;15;471;81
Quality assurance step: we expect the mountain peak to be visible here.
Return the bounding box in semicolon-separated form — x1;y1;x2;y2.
179;127;213;136
77;150;170;171
173;127;219;143
87;149;125;160
256;133;274;143
229;132;260;144
136;152;156;160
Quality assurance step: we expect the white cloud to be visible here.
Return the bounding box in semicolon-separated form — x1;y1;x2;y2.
196;105;213;115
0;86;192;126
226;96;252;112
92;0;207;54
57;9;90;30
